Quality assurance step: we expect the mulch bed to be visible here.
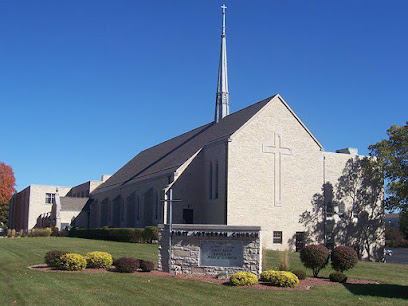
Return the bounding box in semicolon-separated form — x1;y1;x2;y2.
28;264;380;290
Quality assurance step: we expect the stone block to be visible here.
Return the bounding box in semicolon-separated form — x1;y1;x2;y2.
192;267;205;274
173;250;190;257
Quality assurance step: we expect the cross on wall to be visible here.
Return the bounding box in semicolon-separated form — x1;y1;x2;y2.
262;132;293;207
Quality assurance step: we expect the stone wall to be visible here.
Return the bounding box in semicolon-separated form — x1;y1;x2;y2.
158;224;262;277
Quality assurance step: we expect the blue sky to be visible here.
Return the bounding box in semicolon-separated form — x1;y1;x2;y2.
1;0;407;191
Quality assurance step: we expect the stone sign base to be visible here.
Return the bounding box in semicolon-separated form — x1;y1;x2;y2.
158;224;262;277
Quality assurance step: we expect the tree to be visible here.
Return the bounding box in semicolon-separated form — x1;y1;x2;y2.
298;156;384;261
400;210;408;239
369;122;408;212
0;162;16;226
336;157;384;261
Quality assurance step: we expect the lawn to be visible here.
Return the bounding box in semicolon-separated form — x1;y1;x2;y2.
0;237;407;305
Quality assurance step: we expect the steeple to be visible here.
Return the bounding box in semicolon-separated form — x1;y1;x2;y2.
215;5;229;123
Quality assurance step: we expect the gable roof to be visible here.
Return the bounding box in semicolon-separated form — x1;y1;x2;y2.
97;95;275;190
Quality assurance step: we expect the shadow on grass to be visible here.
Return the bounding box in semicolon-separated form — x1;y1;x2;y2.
343;283;408;299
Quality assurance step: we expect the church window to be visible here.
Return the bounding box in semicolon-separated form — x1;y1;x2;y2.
273;231;282;244
338;202;345;215
209;162;213;199
215;161;219;199
136;196;140;221
155;191;159;220
45;193;55;204
326;201;334;217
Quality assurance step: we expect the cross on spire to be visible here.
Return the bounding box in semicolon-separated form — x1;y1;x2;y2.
215;4;229;123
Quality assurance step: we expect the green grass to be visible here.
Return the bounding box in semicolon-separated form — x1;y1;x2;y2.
0;238;407;305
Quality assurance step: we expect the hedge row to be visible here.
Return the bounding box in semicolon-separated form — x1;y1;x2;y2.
68;226;158;243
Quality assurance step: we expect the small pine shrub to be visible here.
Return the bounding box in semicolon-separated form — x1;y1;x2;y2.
278;250;290;271
44;250;69;268
300;245;329;277
230;272;258;286
85;252;113;269
260;270;299;288
115;257;140;273
331;246;358;272
61;253;87;271
291;269;307;280
139;260;154;272
329;272;347;283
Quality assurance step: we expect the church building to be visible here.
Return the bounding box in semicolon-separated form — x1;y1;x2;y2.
87;6;384;258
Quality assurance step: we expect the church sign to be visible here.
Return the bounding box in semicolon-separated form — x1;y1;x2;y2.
158;224;261;277
200;241;243;267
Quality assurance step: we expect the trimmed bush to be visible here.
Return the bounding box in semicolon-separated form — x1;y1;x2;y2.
69;227;150;243
61;253;87;271
230;272;258;286
329;272;348;283
139;260;154;272
44;250;69;268
300;245;329;277
115;257;140;273
29;228;52;237
331;246;358;272
142;226;159;243
85;251;113;269
260;270;299;288
291;269;307;280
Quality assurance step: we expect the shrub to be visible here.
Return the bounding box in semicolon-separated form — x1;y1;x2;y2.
230;272;258;286
85;251;113;269
30;228;52;237
260;270;299;288
331;246;358;272
300;244;329;277
278;250;290;271
115;257;140;273
291;269;307;280
69;227;150;243
61;253;87;271
139;260;155;272
142;226;159;243
44;250;69;268
329;272;347;283
50;227;60;237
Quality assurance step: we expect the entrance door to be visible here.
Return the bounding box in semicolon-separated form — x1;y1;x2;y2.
183;209;194;224
296;232;305;252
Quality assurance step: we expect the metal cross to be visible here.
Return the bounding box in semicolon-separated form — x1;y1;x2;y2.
161;188;181;273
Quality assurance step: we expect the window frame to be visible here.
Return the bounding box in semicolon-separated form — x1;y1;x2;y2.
273;231;283;244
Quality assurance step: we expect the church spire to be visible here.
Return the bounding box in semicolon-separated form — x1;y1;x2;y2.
215;4;229;123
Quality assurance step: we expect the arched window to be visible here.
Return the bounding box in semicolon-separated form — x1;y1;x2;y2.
126;193;135;227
